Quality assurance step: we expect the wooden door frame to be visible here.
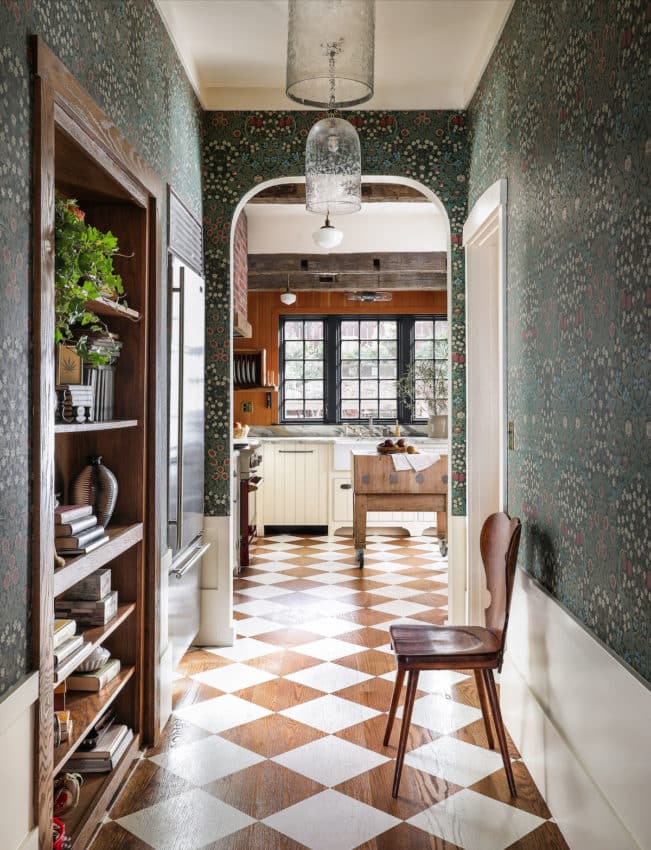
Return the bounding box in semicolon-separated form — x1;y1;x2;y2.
463;178;508;624
31;36;164;848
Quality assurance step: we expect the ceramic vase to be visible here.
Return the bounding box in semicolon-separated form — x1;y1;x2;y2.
427;414;448;439
71;455;118;528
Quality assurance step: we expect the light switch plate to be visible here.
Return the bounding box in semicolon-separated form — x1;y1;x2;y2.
242;401;253;413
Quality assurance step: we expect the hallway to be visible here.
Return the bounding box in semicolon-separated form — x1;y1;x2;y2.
92;534;567;849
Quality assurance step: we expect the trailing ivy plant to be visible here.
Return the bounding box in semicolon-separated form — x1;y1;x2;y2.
54;195;127;365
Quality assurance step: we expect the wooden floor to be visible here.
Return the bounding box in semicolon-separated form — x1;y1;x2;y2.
91;533;569;849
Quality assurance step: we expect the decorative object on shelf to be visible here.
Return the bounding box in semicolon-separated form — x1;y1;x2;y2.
234;349;267;388
71;455;118;528
75;645;111;673
52;817;66;850
56;345;83;384
54;195;130;365
286;0;375;215
280;277;297;306
313;211;344;249
56;383;94;424
53;772;83;817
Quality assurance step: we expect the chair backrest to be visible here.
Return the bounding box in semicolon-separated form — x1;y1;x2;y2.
481;512;522;652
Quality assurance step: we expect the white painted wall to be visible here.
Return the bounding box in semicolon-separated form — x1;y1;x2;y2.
246;202;447;255
502;569;651;850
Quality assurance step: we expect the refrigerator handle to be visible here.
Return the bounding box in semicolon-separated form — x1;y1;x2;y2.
171;542;211;579
176;265;186;553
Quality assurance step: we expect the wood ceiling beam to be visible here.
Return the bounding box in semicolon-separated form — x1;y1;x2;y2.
248;183;429;204
248;251;446;274
247;272;446;291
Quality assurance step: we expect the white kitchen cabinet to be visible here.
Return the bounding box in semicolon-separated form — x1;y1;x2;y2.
259;442;330;529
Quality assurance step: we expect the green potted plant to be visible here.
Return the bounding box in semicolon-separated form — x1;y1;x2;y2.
397;359;449;438
54;195;127;367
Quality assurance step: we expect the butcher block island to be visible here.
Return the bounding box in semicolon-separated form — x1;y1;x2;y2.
255;435;447;538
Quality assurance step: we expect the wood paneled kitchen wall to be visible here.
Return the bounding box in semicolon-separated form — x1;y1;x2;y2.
234;289;446;426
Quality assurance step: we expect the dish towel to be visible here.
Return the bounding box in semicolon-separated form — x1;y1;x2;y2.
391;452;440;472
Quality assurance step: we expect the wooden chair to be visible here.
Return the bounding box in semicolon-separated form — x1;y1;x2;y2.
383;511;522;798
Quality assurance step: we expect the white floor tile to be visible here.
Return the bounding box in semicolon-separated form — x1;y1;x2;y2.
173;693;271;733
285;661;372;693
363;572;414;585
300;584;358;599
371;617;427;633
294;637;365;661
404;735;505;787
150;735;264;785
302;572;355;584
396;693;482;733
235;617;285;637
240;571;294;585
259;542;304;551
248;560;297;572
252;550;299;561
191;662;277;693
369;585;422;599
310;599;360;616
232;599;286;617
237;584;289;599
272;737;389;787
280;694;380;733
380;669;470;692
263;789;400;850
207;637;278;661
407;788;545;850
298;617;364;637
117;789;255;850
371;600;431;616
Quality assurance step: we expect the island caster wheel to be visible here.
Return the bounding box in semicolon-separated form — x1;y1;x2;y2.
356;549;364;568
439;539;448;557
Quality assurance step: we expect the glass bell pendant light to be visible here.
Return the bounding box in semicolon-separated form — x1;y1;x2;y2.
305;117;361;215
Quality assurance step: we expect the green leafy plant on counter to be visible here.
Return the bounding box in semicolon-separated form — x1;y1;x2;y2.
396;358;448;417
54;195;127;365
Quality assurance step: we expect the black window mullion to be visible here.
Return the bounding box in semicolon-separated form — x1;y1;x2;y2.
397;316;412;423
326;316;338;423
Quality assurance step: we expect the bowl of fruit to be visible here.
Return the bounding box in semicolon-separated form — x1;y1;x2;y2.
376;438;418;455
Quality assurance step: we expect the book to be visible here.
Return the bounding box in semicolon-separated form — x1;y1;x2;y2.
55;524;107;550
53;634;83;666
55;515;98;537
62;567;111;601
55;590;118;626
66;658;120;692
73;723;128;760
55;534;109;557
54;682;66;711
54;504;93;524
53;619;76;649
53;642;92;683
55;710;73;742
65;728;133;773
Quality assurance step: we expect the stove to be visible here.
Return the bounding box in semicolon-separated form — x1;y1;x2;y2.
235;442;263;571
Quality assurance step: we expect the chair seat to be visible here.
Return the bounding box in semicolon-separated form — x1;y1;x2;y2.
389;624;501;663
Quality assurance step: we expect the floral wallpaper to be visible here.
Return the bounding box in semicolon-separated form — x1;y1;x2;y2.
468;0;649;680
0;0;202;696
202;110;469;515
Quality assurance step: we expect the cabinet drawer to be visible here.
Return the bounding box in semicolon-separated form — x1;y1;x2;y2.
332;475;353;522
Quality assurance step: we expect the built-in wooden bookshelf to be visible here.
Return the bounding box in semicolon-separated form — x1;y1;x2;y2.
32;37;164;850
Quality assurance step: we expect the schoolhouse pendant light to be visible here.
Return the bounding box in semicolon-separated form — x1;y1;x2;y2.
280;276;297;306
286;0;375;216
312;211;344;249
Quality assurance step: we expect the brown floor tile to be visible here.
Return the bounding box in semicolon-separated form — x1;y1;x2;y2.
203;760;325;820
339;591;397;607
397;566;440;578
410;609;449;625
270;592;323;608
392;556;438;567
335;677;404;712
280;566;322;577
232;592;251;605
355;822;463;849
218;713;326;757
337;578;392;592
335;761;463;820
145;715;212;757
408;592;449;607
283;556;323;566
246;649;322;676
202;822;310;850
335;713;435;756
400;578;447;591
505;821;570;850
335;649;397;676
333;627;393;648
338;566;384;576
338;608;395;627
109;759;195;819
232;611;248;620
236;676;324;711
452;717;520;759
90;821;154;850
273;578;322;591
171;678;224;711
175;648;231;677
255;627;324;647
469;761;549;818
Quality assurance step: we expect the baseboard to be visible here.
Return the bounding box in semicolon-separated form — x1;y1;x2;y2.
0;672;38;850
502;568;650;850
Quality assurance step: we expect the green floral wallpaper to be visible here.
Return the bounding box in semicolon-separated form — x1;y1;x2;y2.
468;0;649;680
0;0;202;696
202;110;469;515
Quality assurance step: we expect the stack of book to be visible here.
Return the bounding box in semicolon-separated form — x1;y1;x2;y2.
81;331;123;421
66;657;121;692
64;720;133;773
55;505;108;556
56;383;94;424
56;589;118;627
53;618;91;684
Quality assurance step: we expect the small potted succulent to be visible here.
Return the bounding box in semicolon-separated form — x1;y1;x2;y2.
54;195;127;367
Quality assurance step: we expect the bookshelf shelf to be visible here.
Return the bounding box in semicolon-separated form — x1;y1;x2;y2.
53;524;143;597
53;603;136;688
53;666;135;774
60;733;140;849
54;419;139;434
86;296;142;321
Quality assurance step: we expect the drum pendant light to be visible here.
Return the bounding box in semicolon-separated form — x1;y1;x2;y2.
286;0;375;216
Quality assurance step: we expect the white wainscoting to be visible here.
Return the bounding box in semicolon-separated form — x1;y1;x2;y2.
197;514;235;646
0;671;39;850
502;568;650;850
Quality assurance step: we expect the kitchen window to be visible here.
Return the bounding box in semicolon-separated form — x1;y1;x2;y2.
280;315;447;424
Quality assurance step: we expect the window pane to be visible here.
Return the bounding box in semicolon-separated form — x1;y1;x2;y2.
284;321;304;340
341;340;359;359
305;340;323;359
415;320;434;339
305;381;323;399
414;339;434;359
285;405;304;419
341;402;360;419
341;321;358;339
341;361;359;379
285;380;303;399
305;321;323;340
304;360;323;379
415;400;431;418
285;361;303;379
435;321;448;340
434;339;448;359
360;401;378;418
360;361;378;379
359;321;378;340
379;321;397;339
360;380;377;399
379;340;397;359
379;361;397;378
285;340;303;359
304;400;325;418
341;380;358;399
360;340;378;359
379;400;397;418
379;379;396;399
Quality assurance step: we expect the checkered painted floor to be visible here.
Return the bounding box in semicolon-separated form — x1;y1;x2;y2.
92;534;568;850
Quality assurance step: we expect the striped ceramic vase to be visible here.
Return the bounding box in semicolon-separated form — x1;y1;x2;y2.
71;455;118;528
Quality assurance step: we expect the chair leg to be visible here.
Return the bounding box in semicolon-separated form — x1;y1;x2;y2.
392;670;419;798
383;667;405;746
482;669;517;797
474;669;495;750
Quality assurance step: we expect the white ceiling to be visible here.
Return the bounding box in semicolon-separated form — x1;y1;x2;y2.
156;0;514;110
246;201;447;254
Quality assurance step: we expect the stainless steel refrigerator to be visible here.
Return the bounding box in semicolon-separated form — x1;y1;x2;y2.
167;251;209;667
